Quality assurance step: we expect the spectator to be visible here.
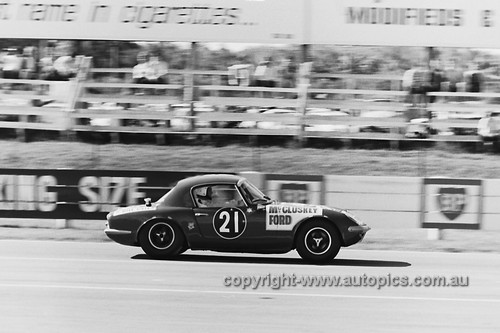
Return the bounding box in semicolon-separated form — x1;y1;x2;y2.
19;46;38;80
1;47;23;91
228;63;252;86
253;57;279;88
254;58;270;87
51;47;77;81
2;47;22;79
428;67;444;103
402;67;431;107
444;68;463;93
132;51;149;84
39;44;57;80
280;55;298;89
465;70;484;93
145;51;168;84
41;42;78;81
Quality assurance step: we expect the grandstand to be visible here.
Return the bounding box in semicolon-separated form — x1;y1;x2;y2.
1;0;500;150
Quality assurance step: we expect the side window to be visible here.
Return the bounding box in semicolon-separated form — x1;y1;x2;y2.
193;184;245;208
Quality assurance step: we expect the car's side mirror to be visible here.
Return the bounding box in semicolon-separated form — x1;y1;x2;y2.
144;198;152;207
256;204;266;211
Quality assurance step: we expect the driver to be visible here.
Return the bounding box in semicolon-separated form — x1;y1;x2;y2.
211;187;239;207
195;186;240;207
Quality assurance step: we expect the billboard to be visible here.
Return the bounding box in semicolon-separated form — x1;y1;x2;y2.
4;0;500;48
265;174;324;205
421;178;483;229
310;0;500;48
0;169;213;220
3;0;500;48
0;0;304;43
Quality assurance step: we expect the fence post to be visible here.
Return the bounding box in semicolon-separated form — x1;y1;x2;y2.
184;42;199;132
184;73;195;131
296;62;312;146
16;116;28;142
65;56;93;140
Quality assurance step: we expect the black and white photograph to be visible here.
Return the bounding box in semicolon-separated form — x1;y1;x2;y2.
0;0;499;332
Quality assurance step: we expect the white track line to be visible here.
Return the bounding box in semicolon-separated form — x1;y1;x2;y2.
0;283;498;303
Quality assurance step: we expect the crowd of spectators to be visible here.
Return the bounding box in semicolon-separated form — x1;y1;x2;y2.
0;41;79;83
402;61;488;111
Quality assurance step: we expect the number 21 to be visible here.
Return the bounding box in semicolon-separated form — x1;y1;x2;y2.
219;211;239;233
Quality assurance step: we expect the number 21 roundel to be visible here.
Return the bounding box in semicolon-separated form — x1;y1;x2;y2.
213;207;247;239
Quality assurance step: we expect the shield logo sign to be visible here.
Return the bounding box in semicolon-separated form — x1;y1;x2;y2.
279;183;309;203
437;187;467;220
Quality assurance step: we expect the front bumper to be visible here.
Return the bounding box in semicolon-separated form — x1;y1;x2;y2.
348;225;371;233
104;228;133;236
343;224;370;246
104;227;136;246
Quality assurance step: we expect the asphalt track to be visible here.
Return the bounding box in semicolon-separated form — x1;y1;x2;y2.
0;240;498;333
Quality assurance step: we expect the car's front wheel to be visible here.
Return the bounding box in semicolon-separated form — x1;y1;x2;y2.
295;220;341;264
139;220;186;259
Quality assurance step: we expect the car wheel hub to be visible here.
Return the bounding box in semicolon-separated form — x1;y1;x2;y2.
304;227;331;255
149;222;175;250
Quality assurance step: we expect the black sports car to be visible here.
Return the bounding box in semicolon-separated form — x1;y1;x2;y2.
105;174;370;263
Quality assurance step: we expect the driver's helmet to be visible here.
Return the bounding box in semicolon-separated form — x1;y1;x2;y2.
194;186;212;205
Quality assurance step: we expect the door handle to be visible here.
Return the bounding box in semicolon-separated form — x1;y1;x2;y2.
195;213;209;217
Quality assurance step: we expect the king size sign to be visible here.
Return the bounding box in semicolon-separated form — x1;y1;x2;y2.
422;178;483;230
0;169;210;220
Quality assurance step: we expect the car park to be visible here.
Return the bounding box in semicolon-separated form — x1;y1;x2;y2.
105;174;370;264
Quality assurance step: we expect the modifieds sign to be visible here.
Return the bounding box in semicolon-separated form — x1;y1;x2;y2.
421;178;483;229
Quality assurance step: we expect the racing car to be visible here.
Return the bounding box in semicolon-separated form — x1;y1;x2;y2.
105;174;370;264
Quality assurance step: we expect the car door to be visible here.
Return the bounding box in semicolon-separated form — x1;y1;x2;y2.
191;183;290;252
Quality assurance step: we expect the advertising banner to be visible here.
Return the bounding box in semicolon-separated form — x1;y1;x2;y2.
421;178;483;229
4;0;500;47
0;169;212;220
310;0;500;48
0;0;304;43
265;174;324;205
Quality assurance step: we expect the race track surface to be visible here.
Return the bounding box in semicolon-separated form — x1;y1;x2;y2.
0;240;498;333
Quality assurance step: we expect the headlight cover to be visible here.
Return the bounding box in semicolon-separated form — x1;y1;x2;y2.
342;209;363;226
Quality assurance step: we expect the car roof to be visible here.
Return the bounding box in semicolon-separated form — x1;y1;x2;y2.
160;174;244;207
177;174;242;188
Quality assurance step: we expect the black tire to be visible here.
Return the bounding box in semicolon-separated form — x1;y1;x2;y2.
139;220;186;259
295;220;341;264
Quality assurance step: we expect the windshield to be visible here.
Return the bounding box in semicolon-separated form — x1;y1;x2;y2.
238;179;271;204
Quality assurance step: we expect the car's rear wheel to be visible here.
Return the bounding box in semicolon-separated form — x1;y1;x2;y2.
139;220;186;259
295;220;341;264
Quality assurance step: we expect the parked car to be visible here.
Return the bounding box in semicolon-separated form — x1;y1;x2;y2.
238;108;300;130
170;102;216;130
305;108;350;132
405;118;432;139
105;174;370;264
478;111;500;143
